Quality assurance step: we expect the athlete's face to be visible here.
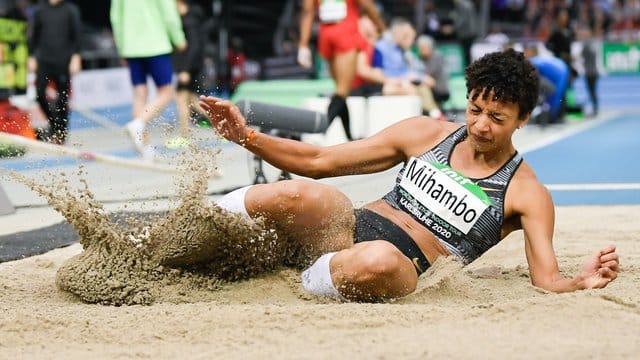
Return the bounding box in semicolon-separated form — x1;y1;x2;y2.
465;89;525;151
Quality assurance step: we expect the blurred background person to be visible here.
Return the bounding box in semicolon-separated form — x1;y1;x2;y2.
110;0;186;161
545;7;578;117
420;0;442;39
27;0;82;145
350;14;386;97
524;43;570;125
350;14;412;98
545;7;576;77
298;0;385;141
576;22;600;117
450;0;478;67
374;17;445;120
415;34;450;113
167;0;206;149
484;23;511;48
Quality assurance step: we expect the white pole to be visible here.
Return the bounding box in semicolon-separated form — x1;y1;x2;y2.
0;132;222;177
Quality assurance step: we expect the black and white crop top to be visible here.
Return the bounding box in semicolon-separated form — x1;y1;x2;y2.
382;126;522;263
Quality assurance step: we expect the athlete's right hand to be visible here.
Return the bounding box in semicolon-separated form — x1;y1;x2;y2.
578;244;619;289
198;96;251;145
297;46;313;68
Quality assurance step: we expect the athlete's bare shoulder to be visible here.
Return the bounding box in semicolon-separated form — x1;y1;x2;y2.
378;115;460;155
506;160;553;216
511;161;543;187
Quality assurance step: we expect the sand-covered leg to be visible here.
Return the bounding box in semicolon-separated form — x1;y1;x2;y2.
140;197;285;280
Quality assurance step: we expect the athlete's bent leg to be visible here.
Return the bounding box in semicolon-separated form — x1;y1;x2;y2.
218;179;356;264
330;240;418;301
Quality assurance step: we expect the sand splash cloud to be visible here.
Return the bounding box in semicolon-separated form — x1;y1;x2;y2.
7;158;287;306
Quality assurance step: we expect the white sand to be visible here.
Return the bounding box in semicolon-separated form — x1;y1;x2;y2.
1;205;639;359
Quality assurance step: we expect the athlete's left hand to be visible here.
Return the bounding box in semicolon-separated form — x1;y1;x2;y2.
578;245;619;289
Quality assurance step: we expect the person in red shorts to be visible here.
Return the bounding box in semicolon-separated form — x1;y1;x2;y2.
298;0;385;141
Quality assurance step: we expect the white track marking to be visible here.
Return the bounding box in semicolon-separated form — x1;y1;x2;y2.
546;183;640;191
0;132;222;177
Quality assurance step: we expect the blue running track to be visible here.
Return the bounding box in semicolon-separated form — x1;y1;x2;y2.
525;113;640;205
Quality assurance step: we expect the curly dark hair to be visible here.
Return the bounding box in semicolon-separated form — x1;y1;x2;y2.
464;48;539;120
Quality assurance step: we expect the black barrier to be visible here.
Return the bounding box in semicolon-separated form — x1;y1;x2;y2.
235;99;328;134
234;99;328;184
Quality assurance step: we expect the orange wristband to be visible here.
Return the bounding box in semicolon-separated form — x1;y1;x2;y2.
243;128;256;146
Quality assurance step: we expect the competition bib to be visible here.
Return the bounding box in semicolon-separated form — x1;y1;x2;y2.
319;0;347;23
398;157;492;236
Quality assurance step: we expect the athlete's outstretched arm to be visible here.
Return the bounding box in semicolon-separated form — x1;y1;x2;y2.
515;177;619;292
198;96;446;178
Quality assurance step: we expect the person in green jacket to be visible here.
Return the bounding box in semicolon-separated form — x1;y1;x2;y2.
110;0;186;161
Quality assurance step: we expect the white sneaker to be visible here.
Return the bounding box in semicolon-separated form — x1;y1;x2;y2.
125;120;145;154
142;145;155;162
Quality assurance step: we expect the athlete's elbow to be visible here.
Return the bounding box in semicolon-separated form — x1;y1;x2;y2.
530;274;573;293
531;278;553;291
303;160;341;179
304;166;331;179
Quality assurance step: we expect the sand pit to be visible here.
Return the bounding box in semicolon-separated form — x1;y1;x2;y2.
1;203;639;358
5;164;295;306
1;139;638;357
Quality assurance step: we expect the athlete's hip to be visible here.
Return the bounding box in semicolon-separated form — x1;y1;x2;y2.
362;199;450;265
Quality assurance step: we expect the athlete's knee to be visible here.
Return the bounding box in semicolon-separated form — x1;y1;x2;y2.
337;242;417;300
351;241;406;279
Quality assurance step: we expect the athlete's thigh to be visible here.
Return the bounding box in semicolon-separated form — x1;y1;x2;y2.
246;179;356;253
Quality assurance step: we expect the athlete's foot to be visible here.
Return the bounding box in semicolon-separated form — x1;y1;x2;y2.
125;119;146;154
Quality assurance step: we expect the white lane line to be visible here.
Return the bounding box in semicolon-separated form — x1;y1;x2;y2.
546;183;640;191
518;113;640;193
